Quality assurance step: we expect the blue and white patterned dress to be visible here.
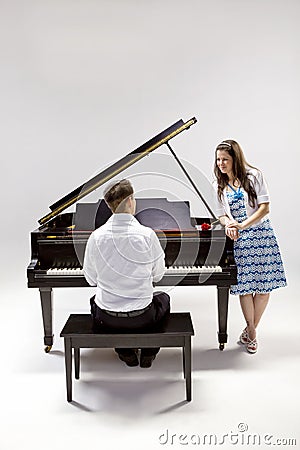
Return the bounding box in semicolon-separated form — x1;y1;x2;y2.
226;186;287;296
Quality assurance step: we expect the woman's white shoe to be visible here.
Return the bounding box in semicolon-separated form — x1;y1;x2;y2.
247;338;258;354
239;328;249;345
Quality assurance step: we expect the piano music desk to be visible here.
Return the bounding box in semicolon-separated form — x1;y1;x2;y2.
60;312;194;402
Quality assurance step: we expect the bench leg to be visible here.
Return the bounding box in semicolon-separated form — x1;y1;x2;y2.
74;347;80;379
64;338;72;402
184;337;192;402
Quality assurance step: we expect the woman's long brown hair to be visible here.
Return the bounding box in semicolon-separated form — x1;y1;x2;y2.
214;140;258;208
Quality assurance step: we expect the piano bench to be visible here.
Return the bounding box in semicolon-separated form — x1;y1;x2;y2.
60;312;194;403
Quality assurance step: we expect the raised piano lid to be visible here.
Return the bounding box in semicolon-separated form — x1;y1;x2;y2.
38;118;197;226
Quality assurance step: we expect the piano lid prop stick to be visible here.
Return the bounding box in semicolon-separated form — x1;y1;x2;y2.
166;142;218;221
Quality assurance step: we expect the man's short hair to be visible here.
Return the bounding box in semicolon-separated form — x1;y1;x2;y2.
103;179;134;212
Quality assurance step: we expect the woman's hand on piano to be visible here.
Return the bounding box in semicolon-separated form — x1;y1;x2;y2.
225;220;239;240
227;219;247;231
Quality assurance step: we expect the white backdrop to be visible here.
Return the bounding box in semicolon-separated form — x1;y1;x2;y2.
0;0;299;288
1;2;300;449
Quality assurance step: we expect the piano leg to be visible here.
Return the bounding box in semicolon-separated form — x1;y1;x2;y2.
217;286;229;350
39;287;53;352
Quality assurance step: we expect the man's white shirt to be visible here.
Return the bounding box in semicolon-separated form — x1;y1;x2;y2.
83;213;165;311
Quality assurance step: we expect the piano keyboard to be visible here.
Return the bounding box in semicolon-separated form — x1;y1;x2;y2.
46;268;84;276
46;265;222;276
164;265;222;274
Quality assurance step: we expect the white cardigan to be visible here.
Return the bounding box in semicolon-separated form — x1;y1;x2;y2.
214;168;270;225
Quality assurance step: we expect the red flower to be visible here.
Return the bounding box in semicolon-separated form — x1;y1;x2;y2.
201;223;211;231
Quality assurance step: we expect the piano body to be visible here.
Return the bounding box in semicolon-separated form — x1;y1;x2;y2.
27;118;237;352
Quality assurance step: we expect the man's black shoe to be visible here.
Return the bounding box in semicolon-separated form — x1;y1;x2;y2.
117;350;139;367
140;354;156;368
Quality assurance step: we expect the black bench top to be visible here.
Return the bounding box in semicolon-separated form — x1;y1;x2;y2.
60;313;194;338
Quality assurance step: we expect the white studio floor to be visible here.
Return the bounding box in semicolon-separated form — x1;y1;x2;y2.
1;282;299;450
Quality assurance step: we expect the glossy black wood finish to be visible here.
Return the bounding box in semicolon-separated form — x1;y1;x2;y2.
28;210;236;351
28;117;236;351
61;313;194;402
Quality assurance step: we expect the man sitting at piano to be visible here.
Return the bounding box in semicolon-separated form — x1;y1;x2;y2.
83;179;170;368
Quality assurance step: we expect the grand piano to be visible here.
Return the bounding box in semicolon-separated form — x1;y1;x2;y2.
27;118;237;352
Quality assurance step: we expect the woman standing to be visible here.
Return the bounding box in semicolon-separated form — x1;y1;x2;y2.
214;140;287;353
